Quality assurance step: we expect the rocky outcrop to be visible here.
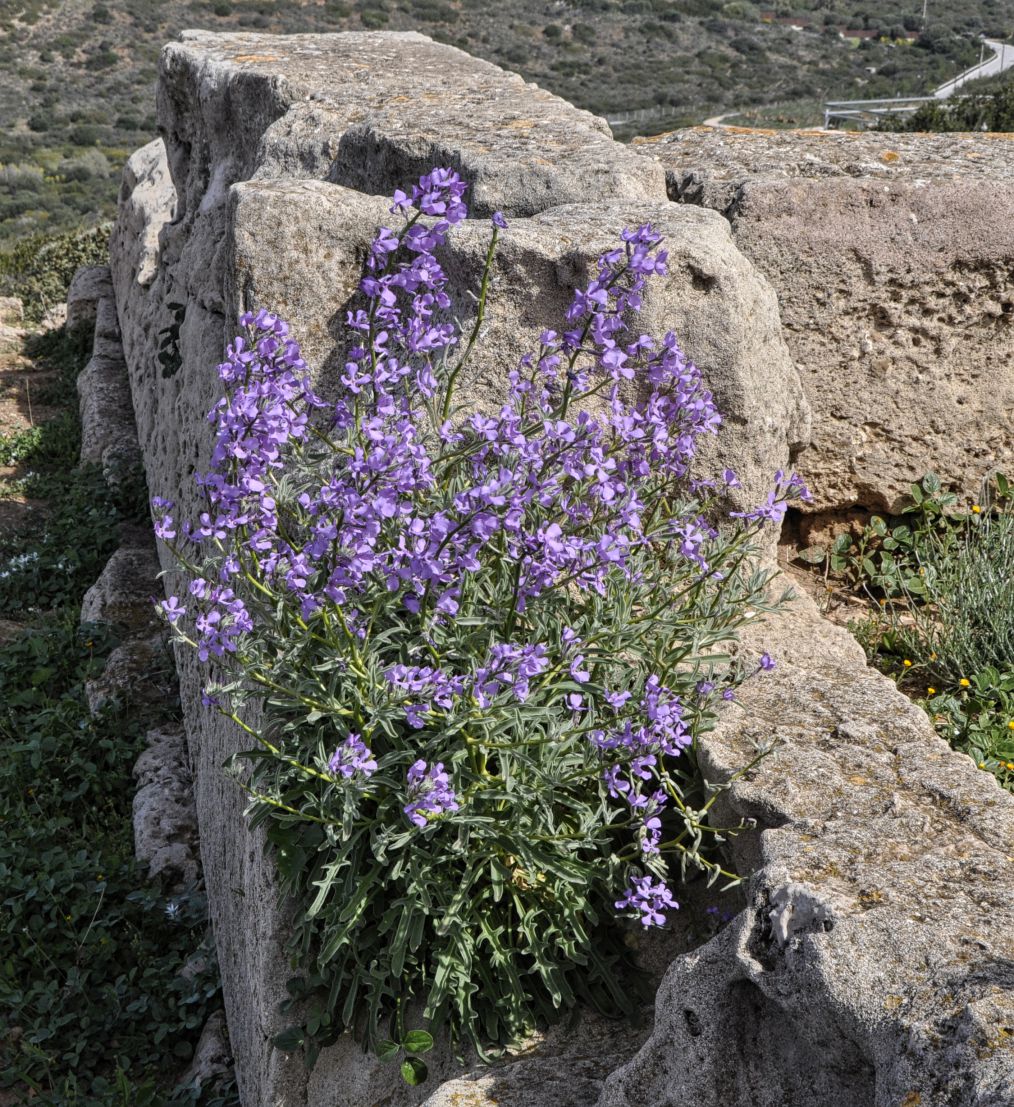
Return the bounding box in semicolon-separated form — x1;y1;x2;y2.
109;32;810;1107
599;588;1014;1107
635;126;1014;513
108;31;1014;1107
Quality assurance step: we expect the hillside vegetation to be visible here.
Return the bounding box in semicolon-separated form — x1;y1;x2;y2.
0;0;1012;249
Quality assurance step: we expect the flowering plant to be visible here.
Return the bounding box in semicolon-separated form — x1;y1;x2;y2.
154;168;807;1075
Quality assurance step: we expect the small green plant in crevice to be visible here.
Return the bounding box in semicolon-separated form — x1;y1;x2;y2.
797;472;1014;791
796;472;960;602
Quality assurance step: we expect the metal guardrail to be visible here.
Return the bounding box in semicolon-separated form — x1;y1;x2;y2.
823;96;937;128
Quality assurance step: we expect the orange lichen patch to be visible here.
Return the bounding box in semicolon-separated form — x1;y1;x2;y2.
901;1093;922;1107
230;54;283;63
505;119;535;129
723;125;778;136
880;150;901;163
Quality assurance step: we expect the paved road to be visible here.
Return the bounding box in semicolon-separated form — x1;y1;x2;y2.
934;38;1014;98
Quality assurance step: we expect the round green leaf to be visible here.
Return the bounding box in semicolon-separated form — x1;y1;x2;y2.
401;1056;429;1085
402;1029;434;1055
376;1039;400;1063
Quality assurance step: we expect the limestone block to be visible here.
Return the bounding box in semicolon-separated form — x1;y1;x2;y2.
178;1010;233;1093
636;127;1014;513
160;30;664;223
106;33;1014;1107
597;587;1014;1107
79;545;162;632
112;138;177;293
133;725;201;888
84;632;174;716
77;351;137;466
66;265;112;333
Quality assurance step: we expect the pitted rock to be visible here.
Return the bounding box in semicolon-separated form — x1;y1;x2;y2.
133;725;200;888
635;126;1014;512
597;586;1014;1107
80;546;162;632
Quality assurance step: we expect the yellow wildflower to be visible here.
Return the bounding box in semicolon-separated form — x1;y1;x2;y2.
902;659;912;668
959;678;971;688
971;504;981;514
927;687;936;695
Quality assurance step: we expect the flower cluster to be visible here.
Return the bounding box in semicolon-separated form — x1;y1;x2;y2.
154;166;806;1061
328;734;377;780
403;760;460;828
615;874;679;928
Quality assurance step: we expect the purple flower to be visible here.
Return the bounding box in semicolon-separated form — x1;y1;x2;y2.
759;652;776;672
615;874;678;928
404;760;460;828
569;655;590;683
491;211;508;230
328;733;377;780
159;595;186;623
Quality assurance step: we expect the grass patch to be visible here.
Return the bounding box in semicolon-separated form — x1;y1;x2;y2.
798;473;1014;791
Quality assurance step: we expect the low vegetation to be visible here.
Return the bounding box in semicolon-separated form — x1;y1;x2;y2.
0;318;236;1104
881;77;1014;130
797;473;1014;792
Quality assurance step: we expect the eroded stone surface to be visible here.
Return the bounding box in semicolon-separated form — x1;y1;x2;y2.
80;545;162;632
108;32;1014;1107
598;587;1014;1107
636;126;1014;512
66;266;111;333
133;725;201;888
227;179;807;514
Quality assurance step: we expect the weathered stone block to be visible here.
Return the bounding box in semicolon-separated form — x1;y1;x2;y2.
598;588;1014;1107
226;178;807;512
108;31;1014;1107
635;127;1014;513
66;265;112;333
79;545;162;633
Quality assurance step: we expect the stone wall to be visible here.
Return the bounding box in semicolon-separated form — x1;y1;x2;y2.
633;126;1014;515
108;32;1014;1107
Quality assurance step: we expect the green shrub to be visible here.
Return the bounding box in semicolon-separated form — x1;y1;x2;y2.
0;224;109;323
